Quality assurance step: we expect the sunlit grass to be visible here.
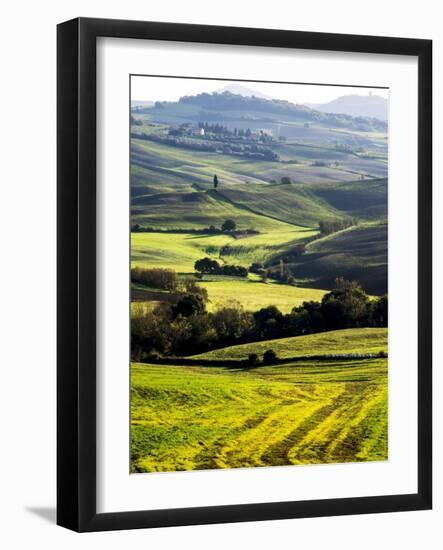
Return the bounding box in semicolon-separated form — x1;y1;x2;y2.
199;277;326;313
131;356;388;472
193;328;388;360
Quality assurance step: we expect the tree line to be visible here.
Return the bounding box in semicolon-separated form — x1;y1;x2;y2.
130;223;258;237
131;277;387;361
176;91;387;132
194;257;248;277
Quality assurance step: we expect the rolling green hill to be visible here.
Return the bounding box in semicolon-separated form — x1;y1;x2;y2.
193;327;387;360
213;184;346;227
131;137;387;238
272;223;387;294
131;187;305;231
131;135;386;190
308;178;387;221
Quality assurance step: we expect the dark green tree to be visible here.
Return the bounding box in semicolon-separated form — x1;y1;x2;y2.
213;174;219;189
194;257;220;274
253;306;284;339
321;279;369;330
369;294;388;327
221;219;236;232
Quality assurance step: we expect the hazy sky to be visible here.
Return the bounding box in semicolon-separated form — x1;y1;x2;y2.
131;75;389;105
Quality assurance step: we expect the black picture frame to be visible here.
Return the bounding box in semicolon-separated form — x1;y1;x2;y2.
57;17;432;532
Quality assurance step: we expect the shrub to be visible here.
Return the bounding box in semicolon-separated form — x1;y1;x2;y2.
249;262;264;274
263;349;278;365
247;353;260;367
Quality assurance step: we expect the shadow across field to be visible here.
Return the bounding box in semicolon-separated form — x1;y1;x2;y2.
143;352;387;370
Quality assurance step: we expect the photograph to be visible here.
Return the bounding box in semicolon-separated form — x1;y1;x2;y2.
129;76;389;473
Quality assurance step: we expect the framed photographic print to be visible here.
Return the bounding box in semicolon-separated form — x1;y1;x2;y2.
57;17;432;532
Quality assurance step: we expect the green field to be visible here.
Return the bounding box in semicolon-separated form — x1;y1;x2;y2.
132;274;326;315
131;225;317;272
193;328;388;360
131;227;328;313
199;277;326;313
131;232;233;271
131;356;388;472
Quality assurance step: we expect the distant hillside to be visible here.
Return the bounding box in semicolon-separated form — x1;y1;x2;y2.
306;94;388;121
216;84;272;99
139;91;387;133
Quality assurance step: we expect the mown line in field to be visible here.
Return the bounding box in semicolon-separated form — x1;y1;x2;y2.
130;360;388;472
260;388;350;466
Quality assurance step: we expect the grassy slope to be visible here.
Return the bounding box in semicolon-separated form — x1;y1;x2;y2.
131;138;386;228
215;183;346;227
217;227;318;265
277;223;388;295
193;327;387;360
199;277;326;313
131;226;317;268
132;187;300;231
131;230;326;312
308;178;388;221
131;226;318;270
131;232;233;271
274;141;387;179
131;357;388;472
